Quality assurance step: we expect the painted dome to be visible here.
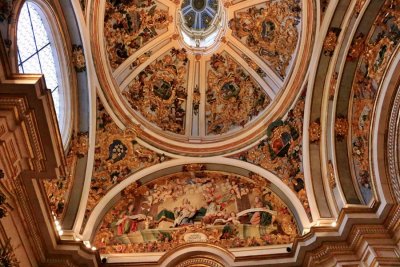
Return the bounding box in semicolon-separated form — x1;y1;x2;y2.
93;0;310;155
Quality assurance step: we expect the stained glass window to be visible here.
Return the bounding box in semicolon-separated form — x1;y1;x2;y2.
17;2;61;120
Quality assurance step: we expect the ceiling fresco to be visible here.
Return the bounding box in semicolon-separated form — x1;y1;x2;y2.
93;0;306;151
230;90;310;219
104;0;171;70
6;0;400;265
82;0;310;261
83;100;169;227
93;170;299;253
349;0;400;203
230;0;301;78
206;52;270;135
123;48;189;134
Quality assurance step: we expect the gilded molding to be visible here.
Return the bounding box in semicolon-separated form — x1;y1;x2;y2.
12;179;46;262
328;161;336;189
387;85;400;202
309;119;321;143
72;45;86;72
349;0;400;203
323;27;341;56
175;257;224;267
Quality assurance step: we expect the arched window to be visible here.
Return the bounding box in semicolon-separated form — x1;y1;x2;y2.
16;1;71;145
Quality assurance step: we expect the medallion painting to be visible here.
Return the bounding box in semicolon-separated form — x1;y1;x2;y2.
94;170;299;253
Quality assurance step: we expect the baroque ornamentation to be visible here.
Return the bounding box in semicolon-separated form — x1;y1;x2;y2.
93;171;299;254
0;238;19;267
104;0;171;69
328;160;336;189
43;132;88;218
347;33;365;61
242;54;267;78
192;85;201;115
129;51;152;71
69;132;89;158
84;100;168;223
323;28;341;56
72;45;86;72
123;48;189;134
231;92;311;219
229;0;301;78
349;0;400;202
206;53;270;135
335;115;348;141
329;72;338;100
355;0;367;17
309;119;321;143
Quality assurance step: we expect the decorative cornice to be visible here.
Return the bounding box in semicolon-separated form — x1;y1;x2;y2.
304;224;397;266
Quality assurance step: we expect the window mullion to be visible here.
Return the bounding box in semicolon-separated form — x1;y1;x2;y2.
27;3;44;74
18;42;51;66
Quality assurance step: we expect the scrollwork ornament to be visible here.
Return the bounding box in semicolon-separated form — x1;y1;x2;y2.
309;119;321;143
328;160;336;189
335;115;348;141
0;238;19;267
72;45;86;72
323;28;341;56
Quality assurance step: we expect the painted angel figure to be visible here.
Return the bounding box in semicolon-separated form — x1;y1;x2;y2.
173;198;196;227
115;204;147;235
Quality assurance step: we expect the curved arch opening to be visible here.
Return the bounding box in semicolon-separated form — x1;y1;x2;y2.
16;0;72;146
